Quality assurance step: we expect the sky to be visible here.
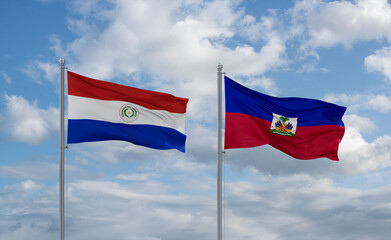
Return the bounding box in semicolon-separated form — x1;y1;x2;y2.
1;0;391;239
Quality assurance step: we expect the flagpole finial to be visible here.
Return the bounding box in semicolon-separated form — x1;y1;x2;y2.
217;63;223;72
59;58;65;65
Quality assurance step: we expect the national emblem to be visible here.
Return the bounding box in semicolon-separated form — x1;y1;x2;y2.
270;113;297;137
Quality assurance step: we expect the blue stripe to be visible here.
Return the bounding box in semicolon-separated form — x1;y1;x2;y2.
225;76;346;127
67;119;186;152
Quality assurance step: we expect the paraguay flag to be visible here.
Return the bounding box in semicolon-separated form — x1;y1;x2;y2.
67;71;188;152
224;76;346;161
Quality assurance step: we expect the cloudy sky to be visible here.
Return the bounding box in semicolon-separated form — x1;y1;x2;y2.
1;0;391;239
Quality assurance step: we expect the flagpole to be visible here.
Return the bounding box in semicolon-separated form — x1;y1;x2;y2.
217;63;223;240
59;58;65;240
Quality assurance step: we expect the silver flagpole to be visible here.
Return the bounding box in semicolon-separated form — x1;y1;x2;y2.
59;58;65;240
217;63;223;240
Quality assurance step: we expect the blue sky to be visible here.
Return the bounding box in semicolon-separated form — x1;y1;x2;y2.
1;0;391;239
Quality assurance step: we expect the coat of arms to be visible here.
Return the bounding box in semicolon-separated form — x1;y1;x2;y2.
270;113;297;137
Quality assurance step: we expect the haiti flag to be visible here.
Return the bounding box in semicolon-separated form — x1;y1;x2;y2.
67;71;188;152
224;76;346;161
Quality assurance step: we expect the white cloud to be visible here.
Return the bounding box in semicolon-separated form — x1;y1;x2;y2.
58;0;286;89
224;174;391;240
0;70;12;83
115;173;157;181
342;114;376;134
4;180;43;196
0;94;59;144
19;60;58;83
295;0;391;48
221;36;286;77
3;170;391;240
49;35;68;60
289;0;391;76
365;46;391;83
324;92;391;113
368;94;391;113
297;61;329;73
237;11;283;42
339;116;391;175
0;162;62;180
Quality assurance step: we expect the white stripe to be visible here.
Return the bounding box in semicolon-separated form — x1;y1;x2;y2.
68;95;186;133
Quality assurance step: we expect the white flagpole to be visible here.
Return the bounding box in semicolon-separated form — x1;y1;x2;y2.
217;63;223;240
59;58;65;240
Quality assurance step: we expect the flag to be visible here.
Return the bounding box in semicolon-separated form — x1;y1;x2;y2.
67;71;189;152
224;76;346;161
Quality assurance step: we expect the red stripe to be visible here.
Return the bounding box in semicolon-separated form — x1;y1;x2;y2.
67;71;188;113
224;112;345;161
